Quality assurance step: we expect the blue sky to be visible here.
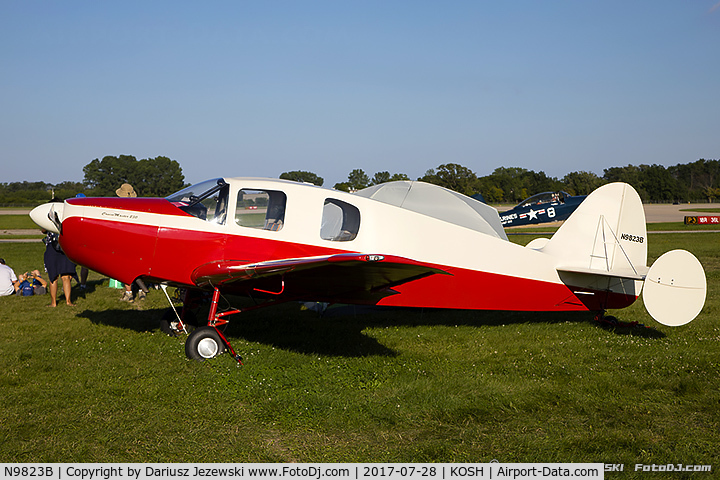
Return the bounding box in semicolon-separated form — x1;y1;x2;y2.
2;1;719;187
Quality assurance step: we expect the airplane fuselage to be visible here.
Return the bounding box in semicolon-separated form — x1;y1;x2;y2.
49;178;637;313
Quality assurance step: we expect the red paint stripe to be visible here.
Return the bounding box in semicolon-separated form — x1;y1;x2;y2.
376;268;637;311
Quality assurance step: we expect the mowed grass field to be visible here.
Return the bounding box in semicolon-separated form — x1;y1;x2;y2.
0;221;718;476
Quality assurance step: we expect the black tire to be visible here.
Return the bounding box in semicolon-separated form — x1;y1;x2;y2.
603;315;619;325
185;326;226;361
160;307;196;337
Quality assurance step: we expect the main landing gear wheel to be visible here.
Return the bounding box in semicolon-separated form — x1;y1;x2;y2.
185;326;226;361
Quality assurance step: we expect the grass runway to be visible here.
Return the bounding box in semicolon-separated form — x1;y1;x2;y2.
0;227;718;476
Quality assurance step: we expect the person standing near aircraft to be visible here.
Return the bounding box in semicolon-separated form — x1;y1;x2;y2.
0;258;19;296
115;183;146;302
42;228;77;306
75;193;89;290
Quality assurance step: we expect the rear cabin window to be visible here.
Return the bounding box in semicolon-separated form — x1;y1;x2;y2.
235;189;287;231
321;199;360;241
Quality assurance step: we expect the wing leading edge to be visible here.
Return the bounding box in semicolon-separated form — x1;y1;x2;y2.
191;253;451;303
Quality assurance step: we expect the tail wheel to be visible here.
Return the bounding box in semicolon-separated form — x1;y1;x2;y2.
185;326;226;361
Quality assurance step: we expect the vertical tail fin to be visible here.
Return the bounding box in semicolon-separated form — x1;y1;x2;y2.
538;182;648;277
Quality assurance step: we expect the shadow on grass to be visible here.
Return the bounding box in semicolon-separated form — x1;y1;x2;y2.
592;318;667;338
72;279;105;299
323;304;588;326
325;304;667;338
231;303;399;358
77;306;163;333
76;302;398;358
77;300;666;358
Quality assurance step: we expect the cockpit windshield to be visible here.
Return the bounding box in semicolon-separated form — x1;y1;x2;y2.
166;178;229;224
166;178;223;204
518;191;567;208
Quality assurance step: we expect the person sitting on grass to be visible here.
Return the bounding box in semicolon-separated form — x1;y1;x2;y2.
15;270;48;296
0;258;19;296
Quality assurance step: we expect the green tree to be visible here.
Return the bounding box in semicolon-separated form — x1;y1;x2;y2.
0;181;52;204
334;169;370;191
370;171;409;185
0;181;95;204
348;169;370;190
482;185;505;204
603;164;644;184
280;170;324;186
418;168;439;184
475;167;563;203
524;170;561;194
483;167;529;203
83;155;185;197
703;186;720;202
642;164;680;203
668;159;720;202
83;155;138;195
604;164;682;202
136;157;187;197
419;163;479;196
371;171;391;185
389;173;410;182
561;171;605;195
603;164;648;199
53;181;87;200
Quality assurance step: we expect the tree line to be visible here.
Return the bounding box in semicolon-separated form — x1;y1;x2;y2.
283;158;720;204
1;155;186;205
2;155;718;206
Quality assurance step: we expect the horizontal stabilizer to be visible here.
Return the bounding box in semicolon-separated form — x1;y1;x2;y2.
643;250;706;326
556;265;649;281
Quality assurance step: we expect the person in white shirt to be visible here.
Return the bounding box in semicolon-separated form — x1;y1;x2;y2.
0;258;19;296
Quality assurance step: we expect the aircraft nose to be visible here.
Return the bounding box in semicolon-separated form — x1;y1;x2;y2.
29;202;64;234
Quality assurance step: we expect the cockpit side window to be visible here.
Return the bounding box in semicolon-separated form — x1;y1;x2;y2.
236;189;287;231
167;178;229;225
321;198;360;241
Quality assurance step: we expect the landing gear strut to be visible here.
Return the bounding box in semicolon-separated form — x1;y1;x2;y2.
159;286;193;336
182;287;244;364
165;283;293;364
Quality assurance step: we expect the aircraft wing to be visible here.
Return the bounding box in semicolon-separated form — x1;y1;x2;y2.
190;253;451;302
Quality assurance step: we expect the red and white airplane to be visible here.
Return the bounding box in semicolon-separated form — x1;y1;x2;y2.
30;178;706;363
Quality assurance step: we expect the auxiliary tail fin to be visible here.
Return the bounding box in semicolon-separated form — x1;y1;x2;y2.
534;182;706;326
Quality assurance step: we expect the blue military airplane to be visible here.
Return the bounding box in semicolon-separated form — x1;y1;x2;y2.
499;191;586;227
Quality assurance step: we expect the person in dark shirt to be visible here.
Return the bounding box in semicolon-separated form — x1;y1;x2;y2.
42;230;77;307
